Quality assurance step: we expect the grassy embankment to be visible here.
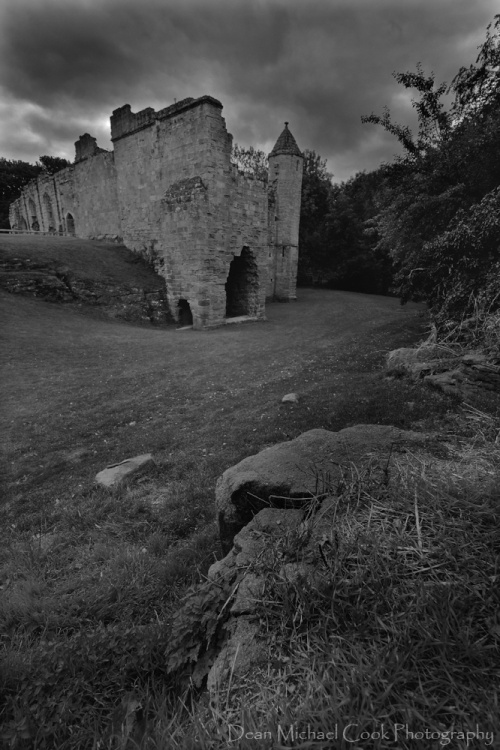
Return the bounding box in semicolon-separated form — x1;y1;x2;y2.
0;238;498;749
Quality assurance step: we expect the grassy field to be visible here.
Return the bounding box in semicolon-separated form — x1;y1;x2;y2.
2;258;497;748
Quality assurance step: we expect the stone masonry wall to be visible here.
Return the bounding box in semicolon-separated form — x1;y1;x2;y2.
72;152;120;238
112;97;271;328
9;95;303;329
10;151;119;240
268;152;303;301
10;173;68;233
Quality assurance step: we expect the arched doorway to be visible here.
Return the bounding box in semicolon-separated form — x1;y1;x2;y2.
28;198;38;230
66;213;75;234
13;209;27;231
177;299;193;327
43;193;55;231
225;247;259;318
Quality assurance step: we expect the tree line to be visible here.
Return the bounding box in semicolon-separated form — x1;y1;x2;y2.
234;14;500;333
0;156;71;229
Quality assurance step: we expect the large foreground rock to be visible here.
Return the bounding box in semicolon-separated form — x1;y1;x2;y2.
216;425;427;553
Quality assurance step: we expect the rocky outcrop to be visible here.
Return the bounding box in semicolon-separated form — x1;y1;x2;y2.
204;423;446;702
216;424;429;554
207;507;304;695
165;423;457;709
387;345;500;397
0;255;174;325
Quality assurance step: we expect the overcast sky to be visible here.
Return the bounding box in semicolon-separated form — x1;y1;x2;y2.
0;0;497;182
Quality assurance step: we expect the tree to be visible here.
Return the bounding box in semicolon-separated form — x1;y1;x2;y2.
361;15;500;321
451;14;500;120
0;158;41;229
38;155;71;176
323;169;393;294
297;150;334;282
362;65;452;159
0;153;72;229
231;144;268;180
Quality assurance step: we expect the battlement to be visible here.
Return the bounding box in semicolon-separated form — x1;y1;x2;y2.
110;95;223;142
75;133;108;162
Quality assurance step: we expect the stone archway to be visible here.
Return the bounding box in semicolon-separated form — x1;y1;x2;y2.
177;298;193;327
66;213;75;234
225;247;259;318
28;198;38;230
43;193;55;231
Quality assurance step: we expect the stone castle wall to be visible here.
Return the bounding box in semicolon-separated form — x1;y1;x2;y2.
10;96;303;329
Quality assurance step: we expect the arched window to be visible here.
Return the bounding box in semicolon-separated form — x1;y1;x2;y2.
28;198;38;230
43;193;55;231
13;208;27;231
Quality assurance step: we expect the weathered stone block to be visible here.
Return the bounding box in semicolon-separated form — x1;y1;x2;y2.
95;454;155;488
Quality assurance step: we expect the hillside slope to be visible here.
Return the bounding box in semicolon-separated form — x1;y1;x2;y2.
0;235;174;325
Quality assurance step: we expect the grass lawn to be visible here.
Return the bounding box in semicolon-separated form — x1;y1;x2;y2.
2;272;487;749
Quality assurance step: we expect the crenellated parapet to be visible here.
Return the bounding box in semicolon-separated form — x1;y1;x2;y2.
75;134;108;163
110;96;223;142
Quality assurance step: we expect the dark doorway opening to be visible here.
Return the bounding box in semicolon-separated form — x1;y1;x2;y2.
225;247;259;318
66;213;75;234
177;299;193;327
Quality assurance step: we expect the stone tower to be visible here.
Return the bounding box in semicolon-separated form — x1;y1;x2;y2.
267;123;304;301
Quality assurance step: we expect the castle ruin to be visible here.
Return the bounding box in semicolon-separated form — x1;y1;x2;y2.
9;95;303;329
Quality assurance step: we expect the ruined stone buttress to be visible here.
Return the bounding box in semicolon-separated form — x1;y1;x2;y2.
9;96;303;329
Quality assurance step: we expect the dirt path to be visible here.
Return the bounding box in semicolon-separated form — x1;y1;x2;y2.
1;288;427;506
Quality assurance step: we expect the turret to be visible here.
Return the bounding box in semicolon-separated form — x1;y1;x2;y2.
267;123;303;300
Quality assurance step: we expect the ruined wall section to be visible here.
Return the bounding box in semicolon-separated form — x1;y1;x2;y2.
157;98;245;328
10;169;74;234
111;98;220;326
55;168;77;233
72;152;120;239
220;166;269;319
9;146;118;239
175;105;270;327
111;107;162;254
111;96;269;328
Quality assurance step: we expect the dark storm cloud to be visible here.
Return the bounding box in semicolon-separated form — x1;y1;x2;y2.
0;0;497;179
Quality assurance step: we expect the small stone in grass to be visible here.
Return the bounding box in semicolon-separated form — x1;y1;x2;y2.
95;454;155;488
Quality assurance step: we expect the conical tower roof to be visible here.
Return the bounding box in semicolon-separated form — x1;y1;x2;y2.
269;122;302;158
